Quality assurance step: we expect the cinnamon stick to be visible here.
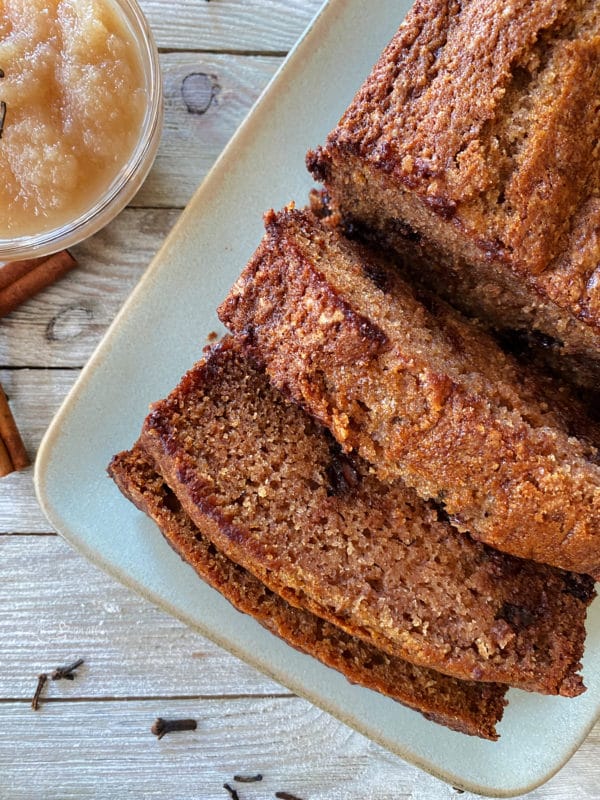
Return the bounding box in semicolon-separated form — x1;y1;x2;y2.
0;250;77;319
0;256;49;292
0;435;12;478
0;384;29;471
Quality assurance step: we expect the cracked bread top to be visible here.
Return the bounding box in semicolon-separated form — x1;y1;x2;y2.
314;0;600;329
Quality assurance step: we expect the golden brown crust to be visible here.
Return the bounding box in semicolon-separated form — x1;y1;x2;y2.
307;0;600;389
218;208;600;580
137;335;593;695
108;445;508;740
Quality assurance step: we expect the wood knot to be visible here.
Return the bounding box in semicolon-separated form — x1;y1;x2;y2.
46;305;93;342
181;72;220;115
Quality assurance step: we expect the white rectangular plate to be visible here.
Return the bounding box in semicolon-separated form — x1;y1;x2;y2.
35;1;600;795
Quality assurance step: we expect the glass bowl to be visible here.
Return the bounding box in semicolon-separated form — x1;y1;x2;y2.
0;0;163;261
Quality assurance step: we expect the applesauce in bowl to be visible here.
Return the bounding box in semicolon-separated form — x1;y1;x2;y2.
0;0;163;260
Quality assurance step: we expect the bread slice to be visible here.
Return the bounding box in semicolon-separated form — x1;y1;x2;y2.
108;445;508;740
219;207;600;579
138;336;594;695
306;0;600;392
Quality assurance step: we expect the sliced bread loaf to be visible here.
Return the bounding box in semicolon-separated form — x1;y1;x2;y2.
109;445;508;739
139;336;594;695
219;207;600;578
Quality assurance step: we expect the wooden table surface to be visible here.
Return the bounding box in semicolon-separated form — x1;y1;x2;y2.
2;3;599;798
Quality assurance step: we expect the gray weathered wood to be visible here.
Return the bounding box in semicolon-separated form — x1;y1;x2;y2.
0;697;408;800
0;209;179;369
136;53;281;208
2;695;600;800
142;0;323;53
2;2;599;798
0;534;284;697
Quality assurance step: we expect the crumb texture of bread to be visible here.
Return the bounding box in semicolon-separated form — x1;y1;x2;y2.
137;336;593;695
218;208;600;580
108;445;508;740
307;0;600;389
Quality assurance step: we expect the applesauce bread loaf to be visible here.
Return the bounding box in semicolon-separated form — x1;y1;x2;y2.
307;0;600;392
139;336;594;694
108;445;508;740
219;207;600;578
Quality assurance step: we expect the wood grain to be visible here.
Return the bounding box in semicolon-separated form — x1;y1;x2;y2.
136;53;281;208
2;1;599;797
0;535;284;697
2;696;600;799
143;0;323;53
0;697;411;800
0;209;179;369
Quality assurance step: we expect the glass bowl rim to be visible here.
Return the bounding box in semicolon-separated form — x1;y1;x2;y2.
0;0;163;261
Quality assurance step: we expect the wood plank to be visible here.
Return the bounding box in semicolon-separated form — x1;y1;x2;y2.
0;697;435;800
136;53;281;208
141;0;323;53
0;370;78;532
1;694;598;799
0;535;284;697
0;209;180;370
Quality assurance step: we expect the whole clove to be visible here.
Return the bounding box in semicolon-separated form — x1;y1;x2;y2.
223;783;240;800
234;774;263;783
151;717;197;740
31;657;85;710
51;658;84;681
31;673;48;710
